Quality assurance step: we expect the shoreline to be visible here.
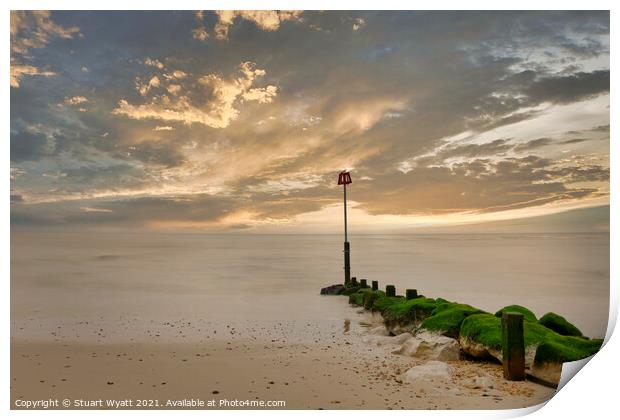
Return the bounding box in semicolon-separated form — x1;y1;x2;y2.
11;304;555;410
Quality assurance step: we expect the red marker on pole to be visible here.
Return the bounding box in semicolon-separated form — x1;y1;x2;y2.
338;170;352;285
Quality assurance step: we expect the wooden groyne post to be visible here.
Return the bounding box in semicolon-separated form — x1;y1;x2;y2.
371;280;378;291
386;285;396;297
406;289;418;300
502;312;526;381
360;279;368;288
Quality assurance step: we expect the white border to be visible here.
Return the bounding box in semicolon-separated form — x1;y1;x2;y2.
3;2;616;419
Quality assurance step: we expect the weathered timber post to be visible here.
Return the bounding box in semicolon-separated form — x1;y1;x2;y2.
338;171;352;285
350;276;357;286
502;312;526;381
360;279;368;288
406;289;418;300
371;280;378;291
386;285;396;297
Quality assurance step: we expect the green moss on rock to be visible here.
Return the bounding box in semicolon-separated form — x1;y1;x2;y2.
460;314;503;349
534;336;602;364
494;305;537;323
363;289;385;310
421;302;487;337
348;291;365;306
371;295;405;313
381;297;438;325
538;312;583;337
460;313;602;363
341;285;362;296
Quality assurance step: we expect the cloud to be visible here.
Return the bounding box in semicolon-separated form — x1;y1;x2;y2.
9;11;610;229
124;141;186;168
504;70;610;106
11;194;241;228
10;62;56;88
10;130;52;162
143;57;165;69
112;62;277;128
10;10;80;55
10;11;80;88
560;138;588;145
353;156;609;215
213;10;303;40
513;138;553;152
353;18;366;31
62;96;89;106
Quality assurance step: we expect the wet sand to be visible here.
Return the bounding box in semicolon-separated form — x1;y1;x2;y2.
11;311;555;410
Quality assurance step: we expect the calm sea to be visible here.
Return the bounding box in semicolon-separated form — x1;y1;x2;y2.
11;231;609;340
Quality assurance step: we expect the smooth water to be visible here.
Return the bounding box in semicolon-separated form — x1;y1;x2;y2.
11;231;609;339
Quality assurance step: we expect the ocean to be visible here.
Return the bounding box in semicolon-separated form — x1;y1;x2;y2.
11;231;610;340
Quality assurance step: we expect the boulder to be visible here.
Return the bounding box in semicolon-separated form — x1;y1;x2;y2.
530;361;562;385
494;305;538;323
320;284;345;295
538;312;583;337
394;331;460;361
402;361;454;383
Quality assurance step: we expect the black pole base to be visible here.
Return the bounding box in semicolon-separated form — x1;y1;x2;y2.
343;241;351;285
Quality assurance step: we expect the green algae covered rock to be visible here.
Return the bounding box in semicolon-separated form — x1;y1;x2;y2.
421;302;487;338
538;312;583;337
459;313;602;365
382;297;438;325
534;335;602;364
494;305;537;323
348;291;365;306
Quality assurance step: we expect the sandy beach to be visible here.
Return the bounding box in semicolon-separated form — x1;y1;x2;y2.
11;302;555;410
10;231;602;410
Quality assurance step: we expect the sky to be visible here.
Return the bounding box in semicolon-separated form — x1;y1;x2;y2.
10;11;610;232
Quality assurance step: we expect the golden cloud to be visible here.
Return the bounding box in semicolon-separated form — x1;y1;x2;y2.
113;62;278;128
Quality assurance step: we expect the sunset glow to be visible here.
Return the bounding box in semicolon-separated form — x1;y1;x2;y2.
10;11;610;231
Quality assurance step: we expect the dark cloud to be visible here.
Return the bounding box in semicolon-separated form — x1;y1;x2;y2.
514;138;553;151
560;138;589;145
124;141;186;168
523;70;609;104
10;130;51;162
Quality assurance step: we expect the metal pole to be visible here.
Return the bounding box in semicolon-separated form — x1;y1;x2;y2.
343;183;350;285
344;183;348;242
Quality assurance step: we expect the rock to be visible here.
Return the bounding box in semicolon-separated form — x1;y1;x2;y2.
362;332;412;347
494;305;538;323
530;361;562;385
394;331;460;361
538;312;583;337
367;326;389;336
402;361;454;383
463;375;495;390
320;284;345;295
459;336;537;367
458;336;501;362
385;324;415;336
